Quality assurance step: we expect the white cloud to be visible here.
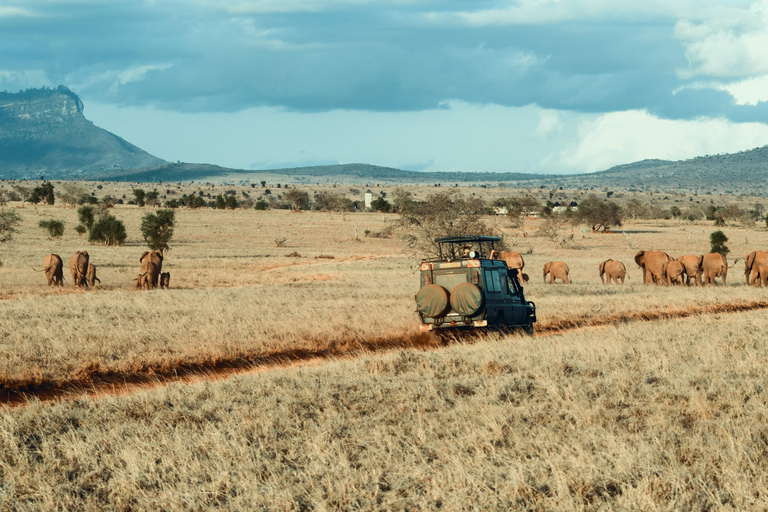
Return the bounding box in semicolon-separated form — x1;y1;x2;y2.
116;64;173;86
0;6;33;17
717;74;768;105
195;0;400;14
65;64;173;95
555;110;768;172
0;69;51;90
535;109;563;137
442;0;707;26
676;0;768;78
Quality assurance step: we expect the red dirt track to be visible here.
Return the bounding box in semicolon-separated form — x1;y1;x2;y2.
4;300;768;408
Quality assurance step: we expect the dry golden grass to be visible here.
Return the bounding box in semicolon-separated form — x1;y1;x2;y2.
2;311;768;509
2;200;768;388
3;191;768;509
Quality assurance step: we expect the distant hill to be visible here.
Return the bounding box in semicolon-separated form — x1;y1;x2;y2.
3;85;768;193
552;147;768;193
95;162;548;184
99;147;768;193
0;86;164;179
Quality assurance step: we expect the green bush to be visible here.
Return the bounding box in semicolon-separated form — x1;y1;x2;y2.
38;219;65;238
77;205;95;231
370;197;392;213
254;200;269;210
74;225;87;237
710;230;730;256
140;209;175;252
89;216;127;246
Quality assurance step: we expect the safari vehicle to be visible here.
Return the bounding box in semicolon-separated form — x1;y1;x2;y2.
415;236;536;334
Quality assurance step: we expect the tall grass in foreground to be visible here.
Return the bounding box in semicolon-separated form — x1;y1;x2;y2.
2;311;768;510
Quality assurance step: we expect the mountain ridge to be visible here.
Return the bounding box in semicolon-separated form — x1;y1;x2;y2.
2;86;768;193
0;86;165;179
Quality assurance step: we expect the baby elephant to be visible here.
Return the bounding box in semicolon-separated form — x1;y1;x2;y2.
86;264;101;287
159;272;170;289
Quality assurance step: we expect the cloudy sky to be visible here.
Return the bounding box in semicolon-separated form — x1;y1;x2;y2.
3;0;768;174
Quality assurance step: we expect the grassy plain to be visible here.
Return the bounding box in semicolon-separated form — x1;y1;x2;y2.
2;189;768;509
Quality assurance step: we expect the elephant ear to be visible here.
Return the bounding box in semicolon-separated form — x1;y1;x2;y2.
140;251;149;263
697;255;704;267
634;251;645;267
598;261;606;274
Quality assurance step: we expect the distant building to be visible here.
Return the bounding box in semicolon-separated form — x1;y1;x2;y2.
364;192;373;209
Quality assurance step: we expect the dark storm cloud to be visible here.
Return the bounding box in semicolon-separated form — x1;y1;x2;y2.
0;0;758;122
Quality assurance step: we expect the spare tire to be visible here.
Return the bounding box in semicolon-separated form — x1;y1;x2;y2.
416;284;450;318
450;283;482;317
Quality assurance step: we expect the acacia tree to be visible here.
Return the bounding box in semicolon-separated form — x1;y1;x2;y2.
89;216;127;246
133;189;146;207
573;194;623;232
397;190;499;257
710;231;730;256
140;209;175;253
284;189;310;210
29;183;55;205
59;182;88;206
0;211;20;245
12;185;31;207
77;205;95;232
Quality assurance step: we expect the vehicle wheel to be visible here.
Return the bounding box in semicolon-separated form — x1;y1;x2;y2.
523;323;534;336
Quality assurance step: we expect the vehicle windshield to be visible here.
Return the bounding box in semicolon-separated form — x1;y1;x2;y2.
434;272;467;291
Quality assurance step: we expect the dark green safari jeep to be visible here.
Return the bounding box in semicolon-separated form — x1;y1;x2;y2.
415;236;536;334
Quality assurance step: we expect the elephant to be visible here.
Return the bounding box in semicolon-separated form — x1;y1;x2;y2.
139;250;164;289
697;253;739;286
598;259;627;284
543;261;570;284
676;255;702;286
69;251;89;288
489;250;525;271
665;260;686;285
86;264;101;287
133;274;143;290
744;251;768;286
634;250;672;285
751;262;768;287
33;254;64;286
135;269;155;290
159;272;170;289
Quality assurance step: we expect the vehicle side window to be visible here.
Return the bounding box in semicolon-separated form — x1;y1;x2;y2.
484;270;501;292
499;271;508;294
483;270;499;292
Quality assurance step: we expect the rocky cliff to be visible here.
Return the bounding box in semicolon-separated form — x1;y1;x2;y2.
0;86;164;179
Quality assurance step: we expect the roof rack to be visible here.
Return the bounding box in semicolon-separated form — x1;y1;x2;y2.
433;236;500;260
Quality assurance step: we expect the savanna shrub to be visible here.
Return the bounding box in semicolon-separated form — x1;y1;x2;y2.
710;230;730;256
38;219;65;238
89;215;127;246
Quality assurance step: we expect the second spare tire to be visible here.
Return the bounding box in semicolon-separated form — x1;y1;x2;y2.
450;282;482;317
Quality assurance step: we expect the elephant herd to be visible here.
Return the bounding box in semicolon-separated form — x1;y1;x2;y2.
633;250;744;286
34;251;100;288
490;248;765;286
36;250;170;290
